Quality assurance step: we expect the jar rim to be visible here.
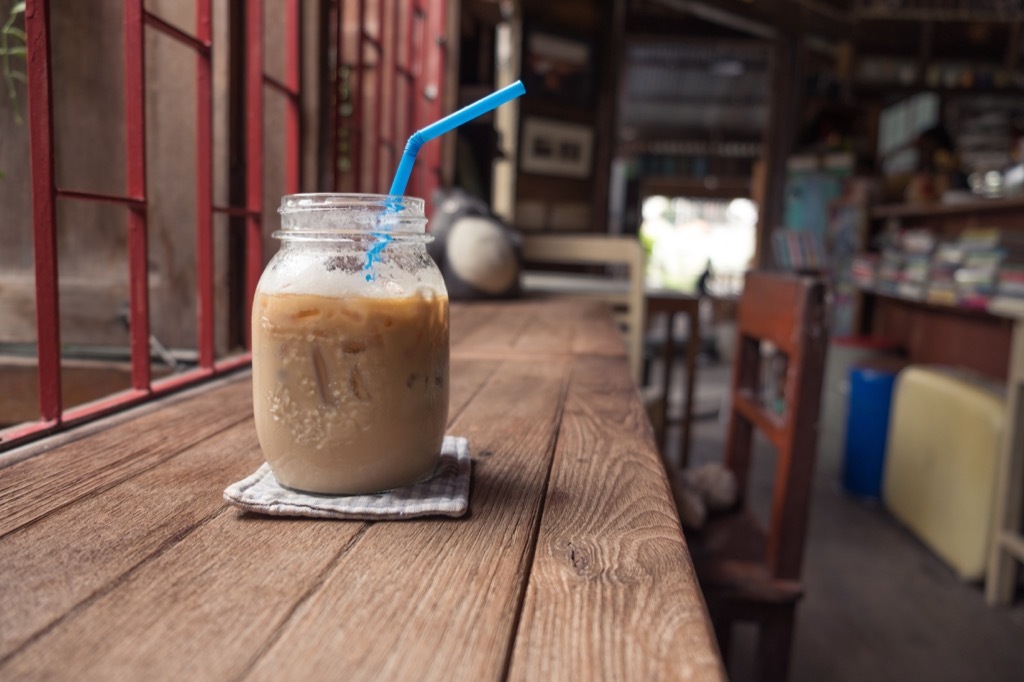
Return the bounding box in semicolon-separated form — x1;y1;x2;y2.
278;193;425;215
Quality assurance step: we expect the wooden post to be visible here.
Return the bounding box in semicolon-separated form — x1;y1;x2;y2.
757;10;804;267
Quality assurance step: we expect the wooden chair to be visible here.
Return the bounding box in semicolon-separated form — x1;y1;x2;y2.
685;271;827;682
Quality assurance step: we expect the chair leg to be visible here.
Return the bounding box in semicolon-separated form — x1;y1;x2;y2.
756;607;795;682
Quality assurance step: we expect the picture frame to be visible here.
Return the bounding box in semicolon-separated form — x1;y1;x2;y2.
522;28;596;106
519;117;594;179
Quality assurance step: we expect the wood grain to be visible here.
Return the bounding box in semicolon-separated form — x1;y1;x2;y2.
0;356;500;677
451;301;537;354
0;377;252;537
0;419;263;661
508;355;725;681
2;480;366;680
452;299;626;362
0;300;722;680
870;295;1012;381
243;358;572;681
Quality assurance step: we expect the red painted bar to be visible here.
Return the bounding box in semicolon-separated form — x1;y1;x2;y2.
213;205;258;217
418;1;445;205
330;0;342;191
124;0;151;391
0;419;59;448
56;188;147;209
24;0;62;423
196;0;214;368
372;1;385;192
143;11;211;53
354;0;365;191
262;73;295;96
244;0;264;350
387;0;399;178
2;0;302;452
399;2;415;197
411;3;427;200
285;0;301;194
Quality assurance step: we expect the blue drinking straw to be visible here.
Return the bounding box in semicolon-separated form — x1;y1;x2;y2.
388;80;526;197
363;80;526;278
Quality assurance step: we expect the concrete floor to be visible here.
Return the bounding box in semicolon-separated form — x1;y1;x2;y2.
661;357;1024;682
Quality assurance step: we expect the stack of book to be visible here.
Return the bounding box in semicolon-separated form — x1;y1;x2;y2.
926;243;961;305
850;254;878;288
885;229;936;300
873;247;903;294
998;263;1024;299
771;230;828;270
954;228;1024;308
853;227;1024;310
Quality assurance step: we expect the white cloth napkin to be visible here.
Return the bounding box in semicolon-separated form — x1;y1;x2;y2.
224;436;471;520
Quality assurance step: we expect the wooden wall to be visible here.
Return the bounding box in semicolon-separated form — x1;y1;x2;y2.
513;0;620;233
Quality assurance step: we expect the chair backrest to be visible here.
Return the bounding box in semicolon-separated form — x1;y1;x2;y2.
724;270;827;582
521;235;645;383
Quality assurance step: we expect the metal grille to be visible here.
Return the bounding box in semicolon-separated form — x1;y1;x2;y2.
327;0;447;201
1;0;301;450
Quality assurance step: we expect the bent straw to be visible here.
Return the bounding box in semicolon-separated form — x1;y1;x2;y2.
388;80;526;197
363;80;525;278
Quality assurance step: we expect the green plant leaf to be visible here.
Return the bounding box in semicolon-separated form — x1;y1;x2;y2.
12;2;26;14
0;47;27;57
6;27;26;41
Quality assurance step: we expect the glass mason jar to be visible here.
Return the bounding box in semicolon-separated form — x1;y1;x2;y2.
252;194;449;495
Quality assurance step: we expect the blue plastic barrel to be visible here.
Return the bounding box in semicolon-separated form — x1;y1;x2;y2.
842;365;899;499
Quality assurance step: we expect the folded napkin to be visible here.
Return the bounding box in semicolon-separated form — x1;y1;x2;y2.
224;436;471;520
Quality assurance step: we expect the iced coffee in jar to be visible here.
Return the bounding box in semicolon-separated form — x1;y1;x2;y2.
252;194;449;495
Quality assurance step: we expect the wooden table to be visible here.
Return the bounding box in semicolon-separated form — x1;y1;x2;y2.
0;299;723;681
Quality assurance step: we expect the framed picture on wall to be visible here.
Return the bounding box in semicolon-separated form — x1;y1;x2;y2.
522;28;596;106
520;117;594;179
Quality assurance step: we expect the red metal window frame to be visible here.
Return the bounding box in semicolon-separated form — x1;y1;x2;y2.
329;0;446;202
2;0;301;451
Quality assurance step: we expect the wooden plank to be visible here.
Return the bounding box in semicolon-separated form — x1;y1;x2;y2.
871;295;1012;382
0;357;500;676
453;299;626;362
449;301;501;347
450;301;538;355
733;390;786;450
1;497;366;680
735;272;808;356
569;299;629;359
507;354;724;680
242;358;572;681
0;377;252;537
0;419;263;661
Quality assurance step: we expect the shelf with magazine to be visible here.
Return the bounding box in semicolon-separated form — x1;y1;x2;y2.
852;204;1024;381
